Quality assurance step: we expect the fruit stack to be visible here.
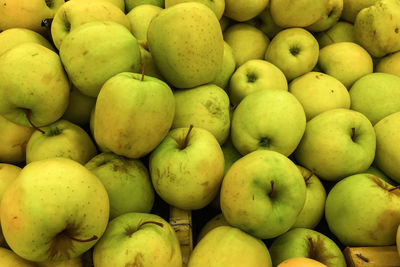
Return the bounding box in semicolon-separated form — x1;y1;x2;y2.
0;0;400;266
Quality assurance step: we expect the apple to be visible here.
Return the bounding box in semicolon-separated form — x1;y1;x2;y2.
126;4;162;43
245;6;283;39
265;27;319;81
294;108;376;181
315;21;356;48
229;59;288;106
341;0;379;23
375;51;400;77
349;72;400;125
0;157;109;262
59;21;141;98
231;89;306;157
93;212;182;267
62;85;97;126
149;126;225;210
306;0;343;32
365;166;396;185
93;72;175;159
277;258;328;267
85;152;155;220
289;71;350;121
138;41;164;79
223;23;270;67
221;136;242;176
0;247;36;267
0;42;70;128
196;213;230;242
269;228;346;267
25;119;97;164
82;0;125;11
37;256;83;267
165;0;225;20
125;0;165;12
220;150;306;239
147;2;224;89
325;173;400;246
223;0;269;22
213;41;236;89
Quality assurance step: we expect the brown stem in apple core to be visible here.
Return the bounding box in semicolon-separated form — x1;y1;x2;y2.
69;235;98;243
181;125;194;150
138;221;164;228
351;127;356;142
141;62;145;81
389;185;400;192
269;180;275;198
24;109;45;134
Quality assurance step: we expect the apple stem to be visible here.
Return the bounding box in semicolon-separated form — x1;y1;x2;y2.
304;172;314;184
138;221;164;228
181;125;194;150
69;235;98;243
24;109;45;134
389;185;400;192
141;62;145;81
351;127;356;142
269;180;275;198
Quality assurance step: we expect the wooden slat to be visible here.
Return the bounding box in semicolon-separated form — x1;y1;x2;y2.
344;246;400;267
169;206;193;267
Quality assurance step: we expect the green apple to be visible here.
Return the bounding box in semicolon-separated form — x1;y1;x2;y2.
51;0;131;49
295;108;376;181
289;72;350;121
85;152;155;220
341;0;378;22
325;173;400;246
316;21;356;48
220;150;306;239
0;42;70;128
93;212;182;267
0;247;36;267
354;0;400;58
375;51;400;77
224;23;270;67
374;112;400;183
77;0;125;11
265;28;319;81
150;126;224;210
223;0;269;22
349;73;400;125
26;119;97;164
126;4;162;42
0;157;109;262
93;72;175;159
172;84;230;145
277;258;328;267
0;0;64;34
306;0;344;32
270;0;329;27
59;21;141;98
188;226;272;267
166;0;225;20
37;256;83;267
231;89;306;157
229;59;288;106
221;136;242;176
138;41;164;79
125;0;164;12
62;85;97;126
245;6;283;39
197;213;230;242
269;228;346;267
318;42;373;88
213;41;236;89
147;2;224;89
0;116;34;163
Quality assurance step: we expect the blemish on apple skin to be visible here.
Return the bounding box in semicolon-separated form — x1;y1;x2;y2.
395;28;399;34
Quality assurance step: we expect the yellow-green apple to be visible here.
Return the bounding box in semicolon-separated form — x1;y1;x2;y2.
265;28;319;81
229;59;288;106
149;126;224;210
51;0;130;49
375;51;400;77
147;2;224;89
374;112;400;183
220;150;306;239
165;0;225;20
349;73;400;125
316;21;355;48
365;166;395;185
0;247;36;267
223;0;269;22
0;28;55;56
306;0;343;32
127;4;162;43
354;0;400;58
172;84;230;145
294;108;376;181
277;258;328;267
77;0;125;11
0;0;64;34
93;212;182;267
325;173;400;246
62;86;96;126
269;0;329;28
93;72;175;159
213;41;236;89
341;0;378;22
0;116;34;163
245;7;283;39
196;213;230;242
138;42;164;79
269;228;346;267
0;157;110;262
231;89;306;157
289;72;350;121
292;165;326;229
25;119;97;164
37;256;83;267
318;42;373;88
223;23;270;67
125;0;164;12
188;226;272;267
59;21;141;98
0;42;70;127
85;152;155;220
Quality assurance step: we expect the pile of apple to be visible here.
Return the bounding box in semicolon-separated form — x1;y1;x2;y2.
1;0;400;266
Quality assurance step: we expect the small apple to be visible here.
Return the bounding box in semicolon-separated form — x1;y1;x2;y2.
126;4;162;43
306;0;343;32
315;21;356;48
245;6;283;39
375;51;400;77
223;0;269;22
62;85;97;126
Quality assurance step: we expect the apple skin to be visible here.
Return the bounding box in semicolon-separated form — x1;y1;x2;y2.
93;212;182;267
188;226;272;267
149;127;225;210
36;256;83;267
316;21;356;48
223;0;269;22
365;166;396;185
166;0;225;20
127;4;162;43
125;0;165;12
62;86;96;126
220;150;306;239
397;224;400;256
277;258;328;267
306;0;343;32
213;41;236;89
269;228;346;267
245;7;283;39
375;51;400;77
294;108;376;181
197;213;230;242
0;157;110;262
0;247;36;267
26;119;97;165
326;173;400;246
341;0;379;23
0;42;70;128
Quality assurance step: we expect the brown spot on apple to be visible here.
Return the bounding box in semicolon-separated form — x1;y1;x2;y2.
395;28;399;34
307;236;336;264
126;253;144;267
